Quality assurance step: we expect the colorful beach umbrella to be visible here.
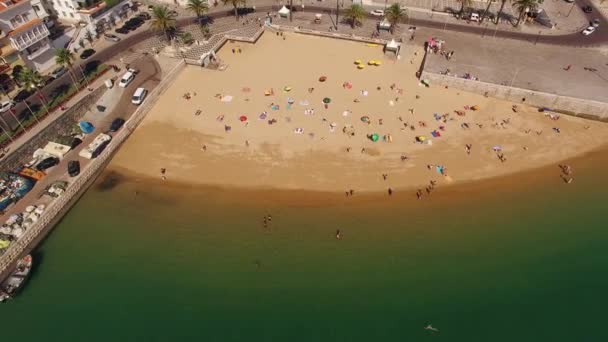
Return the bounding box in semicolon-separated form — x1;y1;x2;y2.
323;97;331;104
239;115;248;122
371;133;379;142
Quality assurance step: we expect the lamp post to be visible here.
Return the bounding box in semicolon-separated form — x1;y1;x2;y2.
335;0;339;30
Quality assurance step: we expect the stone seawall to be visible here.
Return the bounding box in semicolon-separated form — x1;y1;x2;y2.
419;71;608;122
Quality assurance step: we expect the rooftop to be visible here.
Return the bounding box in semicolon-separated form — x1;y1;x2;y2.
0;0;27;13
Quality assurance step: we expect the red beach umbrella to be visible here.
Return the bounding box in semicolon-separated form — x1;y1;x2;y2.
239;115;248;122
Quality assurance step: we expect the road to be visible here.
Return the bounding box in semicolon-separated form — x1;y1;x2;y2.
6;1;606;131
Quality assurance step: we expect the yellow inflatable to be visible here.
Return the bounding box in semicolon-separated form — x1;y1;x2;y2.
357;64;365;69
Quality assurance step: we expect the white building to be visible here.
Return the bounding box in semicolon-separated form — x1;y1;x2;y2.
49;0;133;34
0;0;56;72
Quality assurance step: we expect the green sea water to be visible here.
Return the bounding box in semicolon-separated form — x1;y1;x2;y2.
1;156;607;341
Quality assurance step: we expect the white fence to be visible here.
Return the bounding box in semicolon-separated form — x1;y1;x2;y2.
0;60;187;279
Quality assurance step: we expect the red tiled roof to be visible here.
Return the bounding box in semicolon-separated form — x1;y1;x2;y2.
0;0;27;14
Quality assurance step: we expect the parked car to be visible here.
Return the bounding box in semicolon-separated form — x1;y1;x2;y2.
591;19;600;28
582;5;592;13
67;160;80;177
118;71;135;88
581;26;596;35
80;48;96;59
104;33;121;42
0;100;15;113
49;66;67;79
370;9;384;17
137;12;151;20
131;87;147;105
109;118;126;132
36;157;60;171
13;89;34;103
115;27;129;34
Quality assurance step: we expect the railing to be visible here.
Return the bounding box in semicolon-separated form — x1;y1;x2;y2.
0;60;187;280
266;23;389;45
10;25;50;51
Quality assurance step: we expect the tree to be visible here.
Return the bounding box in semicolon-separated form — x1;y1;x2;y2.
222;0;246;21
458;0;473;16
11;65;23;88
512;0;541;26
344;4;365;28
55;48;80;90
186;0;209;20
150;5;177;42
480;0;494;24
14;67;45;123
84;30;94;44
385;3;407;34
495;0;508;24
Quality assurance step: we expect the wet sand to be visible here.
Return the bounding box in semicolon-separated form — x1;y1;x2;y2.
111;32;608;193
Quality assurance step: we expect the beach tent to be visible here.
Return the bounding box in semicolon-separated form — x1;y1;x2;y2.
278;6;290;17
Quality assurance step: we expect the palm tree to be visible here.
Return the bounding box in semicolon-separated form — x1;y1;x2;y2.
55;48;80;90
480;0;494;23
495;0;508;24
344;4;365;28
222;0;246;21
150;5;177;42
385;3;407;34
19;67;48;121
458;0;473;16
186;0;209;20
512;0;540;26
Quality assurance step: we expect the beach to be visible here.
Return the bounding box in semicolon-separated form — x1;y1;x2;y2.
111;32;608;192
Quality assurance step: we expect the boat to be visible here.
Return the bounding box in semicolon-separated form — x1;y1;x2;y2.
0;255;33;303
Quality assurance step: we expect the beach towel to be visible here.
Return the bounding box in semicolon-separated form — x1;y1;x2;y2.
221;95;233;102
271;105;280;111
259;112;268;120
360;90;369;96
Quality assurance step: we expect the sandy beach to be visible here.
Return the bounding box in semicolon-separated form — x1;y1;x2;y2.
111;32;608;193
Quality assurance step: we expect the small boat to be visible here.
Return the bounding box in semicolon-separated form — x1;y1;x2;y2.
0;255;33;303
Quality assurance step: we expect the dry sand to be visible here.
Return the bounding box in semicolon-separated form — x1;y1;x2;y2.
111;32;608;193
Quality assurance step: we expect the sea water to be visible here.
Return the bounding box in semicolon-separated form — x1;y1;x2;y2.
0;154;607;342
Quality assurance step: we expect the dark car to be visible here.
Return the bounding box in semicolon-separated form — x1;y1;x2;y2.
582;5;592;13
67;160;80;177
36;157;60;171
13;89;34;103
137;12;151;20
115;27;129;34
70;137;83;149
80;48;96;60
104;33;121;42
109;118;125;132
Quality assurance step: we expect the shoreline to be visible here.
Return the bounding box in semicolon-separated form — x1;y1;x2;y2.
103;143;608;207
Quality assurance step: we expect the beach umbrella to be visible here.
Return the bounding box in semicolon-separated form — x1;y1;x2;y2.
319;76;327;82
370;133;379;142
239;115;248;122
416;136;426;142
360;116;370;123
323;97;331;104
283;86;292;92
368;60;376;65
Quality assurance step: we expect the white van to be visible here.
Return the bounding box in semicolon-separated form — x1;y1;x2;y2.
118;71;135;88
131;87;147;105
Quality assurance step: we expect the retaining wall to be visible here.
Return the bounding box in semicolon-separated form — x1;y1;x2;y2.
419;71;608;122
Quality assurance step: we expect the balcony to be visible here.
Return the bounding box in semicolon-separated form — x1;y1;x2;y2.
26;42;50;60
8;20;50;51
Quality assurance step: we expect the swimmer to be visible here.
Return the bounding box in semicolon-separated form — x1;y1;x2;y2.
336;229;342;239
